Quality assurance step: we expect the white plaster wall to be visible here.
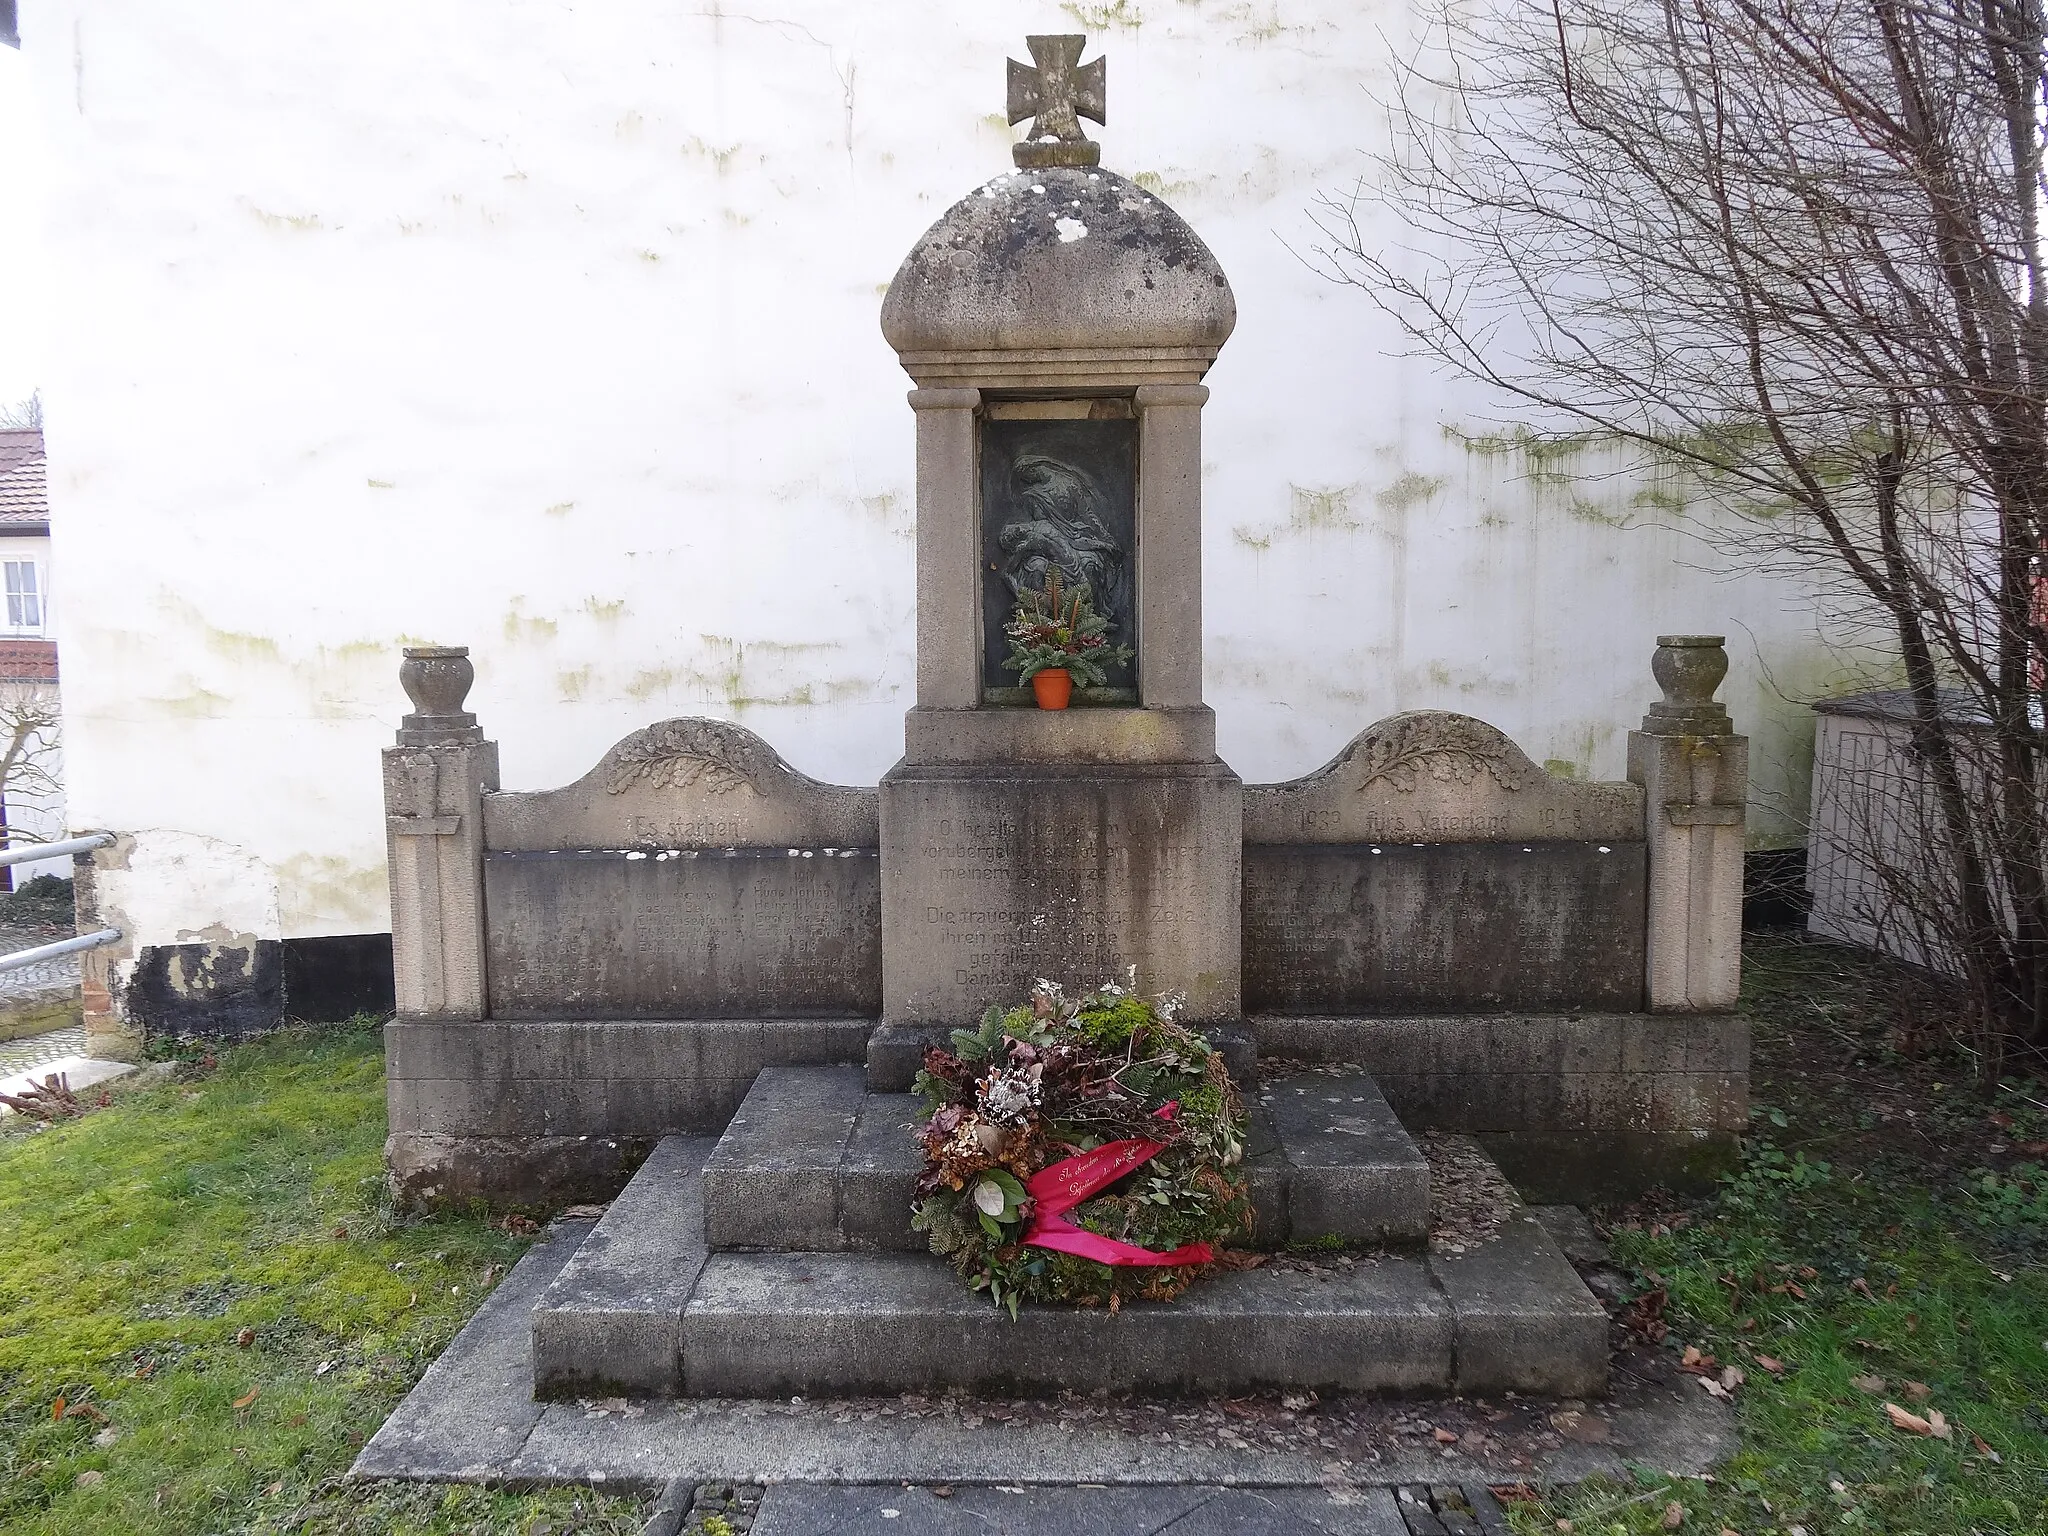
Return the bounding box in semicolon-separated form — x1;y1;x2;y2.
24;0;1852;946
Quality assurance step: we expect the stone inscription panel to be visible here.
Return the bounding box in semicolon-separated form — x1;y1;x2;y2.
485;847;881;1019
979;417;1138;696
1243;841;1646;1014
881;765;1241;1025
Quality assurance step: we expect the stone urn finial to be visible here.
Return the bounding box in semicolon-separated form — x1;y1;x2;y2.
1641;635;1733;737
397;645;484;746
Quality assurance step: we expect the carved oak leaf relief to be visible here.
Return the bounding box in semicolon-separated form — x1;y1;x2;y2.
1350;713;1535;794
601;719;776;797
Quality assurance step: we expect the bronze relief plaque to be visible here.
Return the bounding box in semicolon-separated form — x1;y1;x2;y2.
979;414;1138;701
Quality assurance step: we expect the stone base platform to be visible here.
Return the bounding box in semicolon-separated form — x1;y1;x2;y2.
700;1066;1429;1253
529;1069;1607;1402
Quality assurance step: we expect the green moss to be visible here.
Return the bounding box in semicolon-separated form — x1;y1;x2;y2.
0;1024;648;1534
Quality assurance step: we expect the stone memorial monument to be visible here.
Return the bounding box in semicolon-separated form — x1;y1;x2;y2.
375;36;1752;1403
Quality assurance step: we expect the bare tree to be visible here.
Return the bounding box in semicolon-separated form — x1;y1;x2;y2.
0;392;42;430
1314;0;2048;1074
0;687;62;894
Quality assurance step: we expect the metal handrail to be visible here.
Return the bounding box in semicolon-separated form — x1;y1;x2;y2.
0;833;122;974
0;832;113;869
0;928;122;973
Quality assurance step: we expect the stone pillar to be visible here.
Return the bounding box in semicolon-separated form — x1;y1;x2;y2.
1627;636;1746;1011
383;646;499;1019
1134;384;1206;709
910;388;982;710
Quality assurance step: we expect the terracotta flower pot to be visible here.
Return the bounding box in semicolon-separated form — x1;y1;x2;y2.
1031;667;1074;710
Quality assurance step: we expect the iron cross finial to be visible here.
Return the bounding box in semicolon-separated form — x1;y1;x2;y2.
1006;34;1106;169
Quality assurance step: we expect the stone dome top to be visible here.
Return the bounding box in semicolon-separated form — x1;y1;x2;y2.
880;167;1236;364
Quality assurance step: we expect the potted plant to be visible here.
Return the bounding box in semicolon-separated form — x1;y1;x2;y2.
1002;570;1133;709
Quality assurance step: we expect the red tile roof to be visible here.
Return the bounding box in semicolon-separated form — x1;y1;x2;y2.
0;640;57;683
0;431;46;530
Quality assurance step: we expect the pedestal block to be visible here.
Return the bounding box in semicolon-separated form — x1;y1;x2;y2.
880;757;1242;1026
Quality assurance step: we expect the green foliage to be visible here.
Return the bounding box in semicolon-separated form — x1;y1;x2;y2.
913;983;1249;1313
0;1022;649;1535
1516;936;2048;1536
1000;569;1133;687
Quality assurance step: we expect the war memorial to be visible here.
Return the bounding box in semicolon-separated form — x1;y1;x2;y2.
368;36;1748;1425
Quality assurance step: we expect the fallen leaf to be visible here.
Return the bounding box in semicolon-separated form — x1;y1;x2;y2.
1927;1409;1952;1440
1798;1266;1818;1280
50;1396;63;1423
65;1402;109;1424
1682;1345;1703;1367
1990;1111;2015;1130
92;1427;119;1449
1698;1376;1731;1400
1738;1316;1756;1332
331;1226;348;1241
74;1470;102;1489
1885;1401;1934;1435
287;1413;309;1428
1904;1380;1931;1400
233;1388;260;1410
1785;1281;1808;1300
1852;1375;1886;1394
1433;1427;1459;1443
266;1481;283;1496
1663;1501;1685;1529
1970;1432;2002;1463
1851;1278;1873;1297
2014;1140;2048;1156
1755;1355;1786;1375
1905;1313;1919;1333
1720;1365;1745;1392
235;1328;255;1348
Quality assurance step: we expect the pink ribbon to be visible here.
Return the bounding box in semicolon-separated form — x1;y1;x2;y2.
1021;1103;1215;1268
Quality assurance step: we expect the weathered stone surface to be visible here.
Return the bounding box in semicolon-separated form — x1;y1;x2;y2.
1244;713;1643;846
1249;1013;1747;1134
880;167;1235;381
1478;1130;1739;1201
703;1068;865;1250
483;717;877;852
1258;1075;1428;1246
880;761;1241;1027
1243;842;1647;1014
385;736;498;1020
681;1251;1453;1396
1430;1210;1609;1396
532;1137;715;1398
383;1133;651;1212
841;1091;926;1252
483;847;880;1018
384;1017;873;1208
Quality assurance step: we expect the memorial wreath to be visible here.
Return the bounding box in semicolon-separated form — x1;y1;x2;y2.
911;976;1252;1315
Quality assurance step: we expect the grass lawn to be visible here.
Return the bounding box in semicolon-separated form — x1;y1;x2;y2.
0;1022;649;1535
0;938;2043;1535
1518;935;2048;1536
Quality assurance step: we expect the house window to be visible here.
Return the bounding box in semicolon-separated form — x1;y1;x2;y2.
5;562;41;629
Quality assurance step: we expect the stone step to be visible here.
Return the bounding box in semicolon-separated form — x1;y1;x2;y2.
531;1132;1609;1400
702;1065;1429;1253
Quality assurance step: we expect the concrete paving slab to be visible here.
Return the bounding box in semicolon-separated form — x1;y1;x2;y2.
353;1217;594;1481
749;1482;1408;1535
